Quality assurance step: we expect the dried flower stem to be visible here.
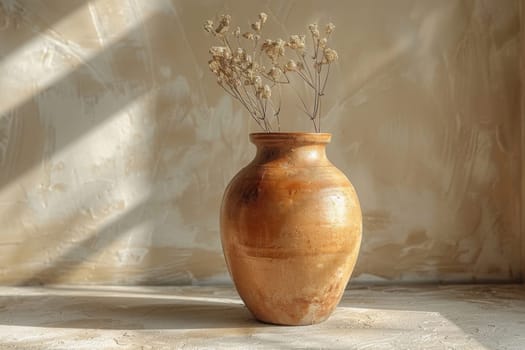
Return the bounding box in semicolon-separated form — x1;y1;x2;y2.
204;14;338;132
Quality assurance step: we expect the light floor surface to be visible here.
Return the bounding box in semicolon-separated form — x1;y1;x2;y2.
0;284;523;349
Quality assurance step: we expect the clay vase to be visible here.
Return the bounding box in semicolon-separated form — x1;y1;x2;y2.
220;132;362;325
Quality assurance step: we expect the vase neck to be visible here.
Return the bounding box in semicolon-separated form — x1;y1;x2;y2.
249;133;331;167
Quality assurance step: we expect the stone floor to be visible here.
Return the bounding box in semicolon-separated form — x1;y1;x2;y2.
0;284;523;349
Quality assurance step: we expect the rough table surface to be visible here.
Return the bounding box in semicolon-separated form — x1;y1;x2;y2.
0;284;523;349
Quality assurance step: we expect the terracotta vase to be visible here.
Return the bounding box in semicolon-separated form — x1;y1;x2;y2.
220;132;362;325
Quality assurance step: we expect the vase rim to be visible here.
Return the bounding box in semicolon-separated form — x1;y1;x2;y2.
250;132;331;144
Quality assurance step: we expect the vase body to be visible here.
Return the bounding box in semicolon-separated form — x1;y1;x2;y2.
220;132;362;325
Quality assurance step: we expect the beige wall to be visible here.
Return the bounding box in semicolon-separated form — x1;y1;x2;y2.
521;0;524;283
0;0;522;285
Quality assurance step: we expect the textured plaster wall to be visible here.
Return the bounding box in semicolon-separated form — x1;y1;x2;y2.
0;0;522;285
520;0;525;283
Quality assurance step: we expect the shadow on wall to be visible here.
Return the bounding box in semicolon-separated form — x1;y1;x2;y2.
0;0;521;286
0;0;89;58
0;12;153;284
0;5;228;285
0;10;155;193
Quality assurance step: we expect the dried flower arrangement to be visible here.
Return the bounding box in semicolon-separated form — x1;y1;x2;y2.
204;13;338;132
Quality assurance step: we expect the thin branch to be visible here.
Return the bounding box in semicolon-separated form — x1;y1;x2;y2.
222;35;234;53
321;63;331;94
312;115;318;132
274;101;281;131
318;94;322;132
313;64;322;127
239;81;261;116
257;95;267;121
270;83;282;131
311;33;318;60
206;16;338;134
311;66;320;129
263;98;268;125
297;90;313;118
223;80;266;131
223;84;265;130
297;51;313;83
295;70;316;89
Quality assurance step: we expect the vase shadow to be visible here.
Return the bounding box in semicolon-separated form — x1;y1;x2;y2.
0;289;263;330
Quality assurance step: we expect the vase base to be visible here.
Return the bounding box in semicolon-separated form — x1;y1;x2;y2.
253;313;331;326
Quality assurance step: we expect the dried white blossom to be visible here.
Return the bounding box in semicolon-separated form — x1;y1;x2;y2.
262;84;271;98
261;39;286;62
259;12;268;24
325;22;335;34
268;66;280;80
252;20;261;32
284;59;298;72
209;46;228;57
246;69;255;80
288;35;306;50
208;59;220;73
257;84;271;99
308;23;319;38
323;48;338;63
233;26;241;37
215;14;231;34
204;20;214;33
253;75;263;88
203;12;339;133
232;47;246;63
